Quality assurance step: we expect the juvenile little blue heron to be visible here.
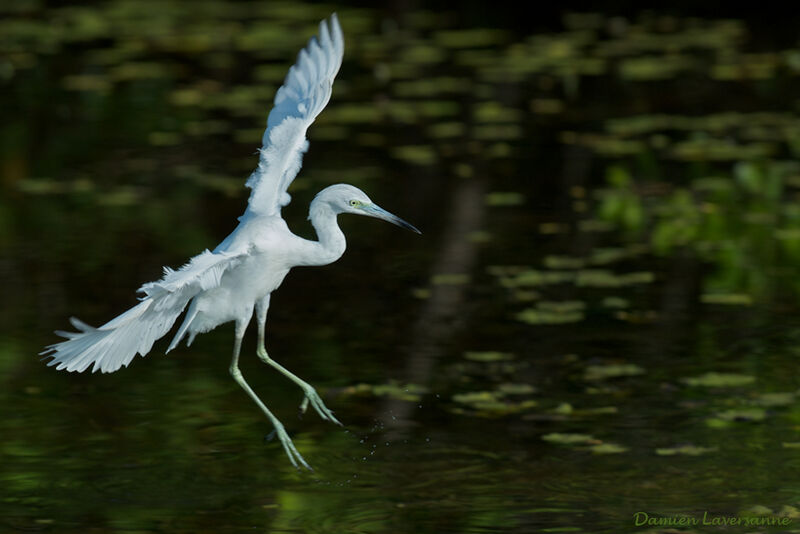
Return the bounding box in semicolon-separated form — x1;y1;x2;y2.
41;14;420;469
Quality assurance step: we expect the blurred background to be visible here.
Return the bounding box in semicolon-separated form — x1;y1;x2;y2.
4;1;800;532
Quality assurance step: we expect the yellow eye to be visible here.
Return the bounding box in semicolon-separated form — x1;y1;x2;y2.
349;200;360;207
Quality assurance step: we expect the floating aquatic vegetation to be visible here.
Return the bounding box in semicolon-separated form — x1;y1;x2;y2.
574;269;654;288
713;408;767;422
148;131;182;146
530;98;564;114
700;293;753;305
342;382;429;402
538;222;569;234
619;54;694;81
497;383;536;395
588;246;648;265
400;42;447;65
492;268;574;288
590;443;628;454
614;310;658;323
427;122;465;139
17;178;93;195
601;296;630;309
430;273;470;286
546;403;618;417
391;145;437;166
467;231;492;243
543;256;586;270
655;445;718;456
434;29;510;49
411;288;431;300
583;364;645;381
541;433;595;445
753;392;794;407
578;219;615;232
463;351;515;362
517;301;585;325
473;101;522;123
393;77;470;97
110;61;173;81
61;74;111;92
451;389;536;417
472;124;523;140
485;192;525;206
682;373;756;388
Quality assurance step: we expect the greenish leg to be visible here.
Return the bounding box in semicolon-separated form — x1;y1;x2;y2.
256;296;341;426
256;343;342;426
229;332;311;470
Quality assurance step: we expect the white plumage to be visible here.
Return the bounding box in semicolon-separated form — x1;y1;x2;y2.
41;14;419;469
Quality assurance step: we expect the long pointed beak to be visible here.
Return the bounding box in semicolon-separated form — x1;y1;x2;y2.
362;204;422;234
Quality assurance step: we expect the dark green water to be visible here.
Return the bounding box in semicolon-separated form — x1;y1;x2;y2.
4;2;800;533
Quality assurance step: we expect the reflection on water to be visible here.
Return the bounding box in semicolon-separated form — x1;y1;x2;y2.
3;2;800;533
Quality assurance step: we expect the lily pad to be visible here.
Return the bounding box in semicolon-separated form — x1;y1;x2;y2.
463;351;515;362
601;296;630;309
517;307;584;325
590;443;628;454
714;408;767;422
543;255;586;269
583;363;645;381
701;293;754;305
431;273;470;286
453;391;499;405
656;444;719;456
485;191;525;206
497;269;575;288
542;433;595;445
451;390;537;416
575;269;655;288
682;373;756;387
753;392;794;406
497;383;536;395
343;382;428;402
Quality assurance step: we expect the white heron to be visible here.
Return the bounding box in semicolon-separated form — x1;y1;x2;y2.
41;14;420;469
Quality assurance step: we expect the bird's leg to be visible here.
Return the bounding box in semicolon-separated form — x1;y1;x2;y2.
256;343;341;426
255;296;342;426
229;329;311;470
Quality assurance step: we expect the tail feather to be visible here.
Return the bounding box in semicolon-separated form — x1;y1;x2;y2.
41;297;189;374
166;300;198;353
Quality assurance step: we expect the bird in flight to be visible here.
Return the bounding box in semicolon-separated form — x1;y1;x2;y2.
41;14;420;469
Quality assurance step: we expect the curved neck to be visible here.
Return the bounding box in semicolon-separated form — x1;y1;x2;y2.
303;197;346;266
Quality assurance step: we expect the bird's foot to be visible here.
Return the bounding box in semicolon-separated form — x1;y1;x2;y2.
300;386;342;426
271;422;312;471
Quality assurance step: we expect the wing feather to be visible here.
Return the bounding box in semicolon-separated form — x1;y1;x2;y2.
243;14;344;217
41;248;248;373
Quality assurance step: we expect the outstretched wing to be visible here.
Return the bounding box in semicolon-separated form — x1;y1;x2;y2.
243;14;344;217
41;247;248;373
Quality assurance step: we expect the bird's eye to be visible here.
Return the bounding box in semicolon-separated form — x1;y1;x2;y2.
349;200;360;207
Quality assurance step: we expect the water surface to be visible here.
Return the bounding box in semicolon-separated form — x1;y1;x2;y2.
3;3;800;533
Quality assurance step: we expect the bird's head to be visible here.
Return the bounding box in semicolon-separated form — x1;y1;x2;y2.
315;183;421;233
